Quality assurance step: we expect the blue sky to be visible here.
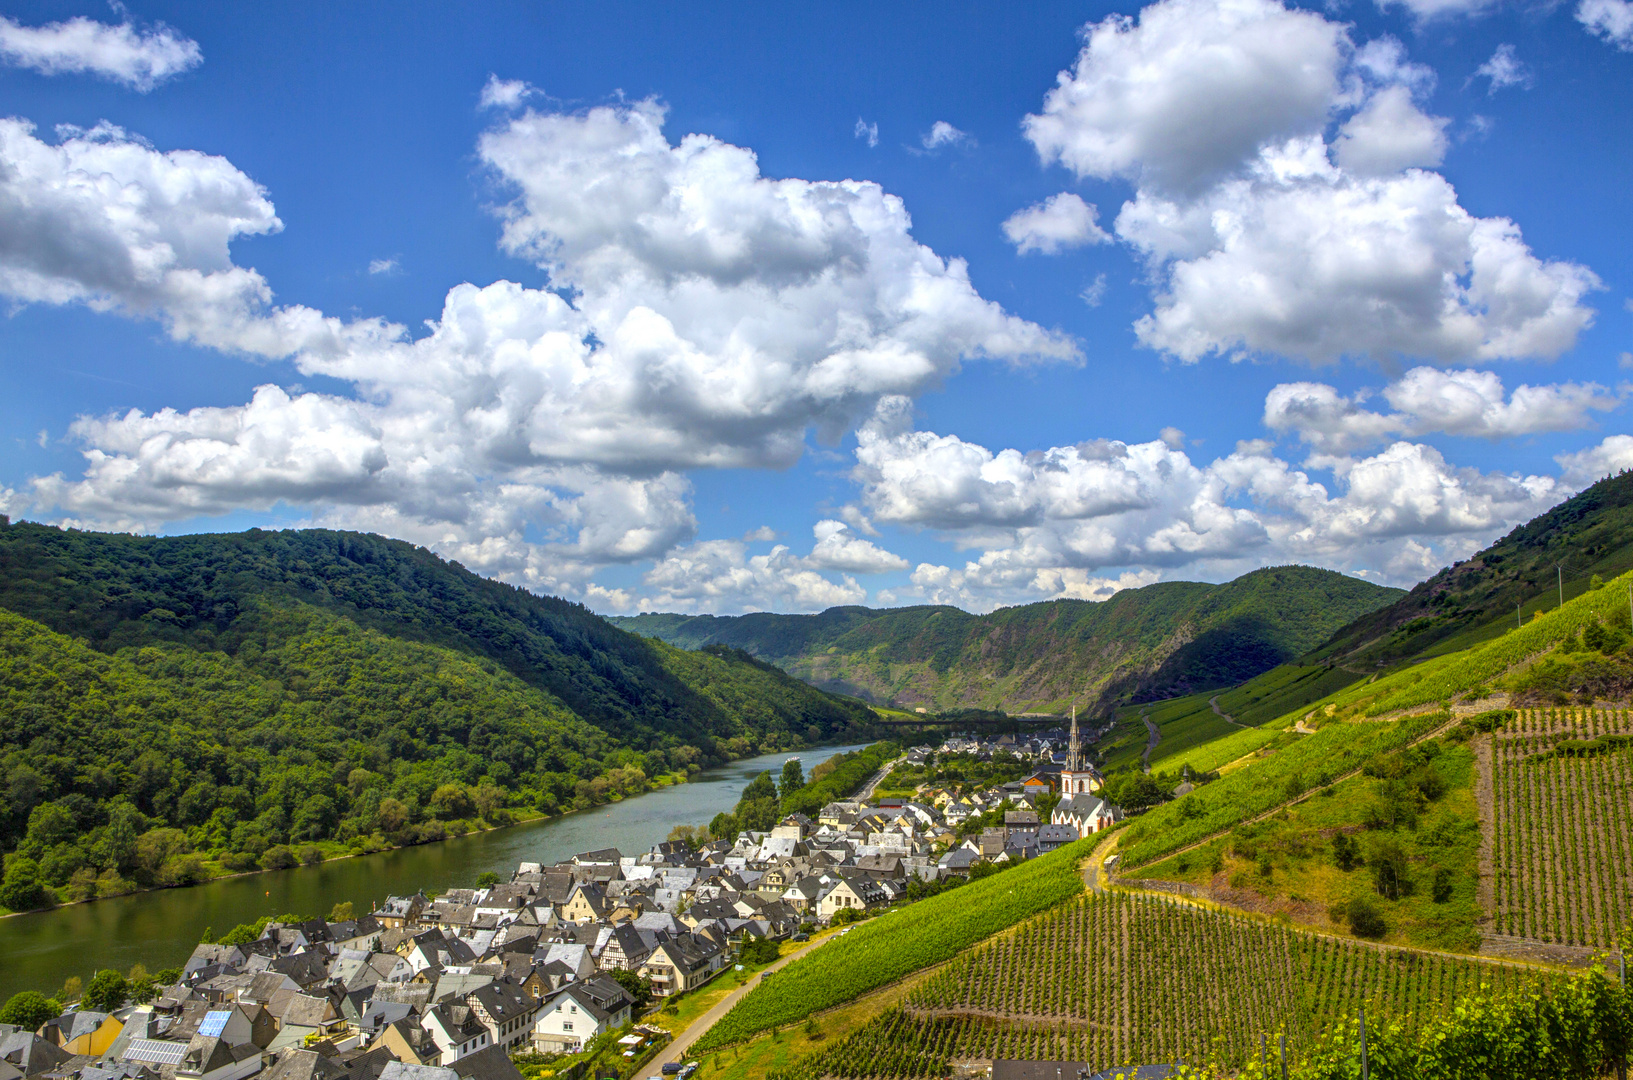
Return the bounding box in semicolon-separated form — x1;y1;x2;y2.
0;0;1630;613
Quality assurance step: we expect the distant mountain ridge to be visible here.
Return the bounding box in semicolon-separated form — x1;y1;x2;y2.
612;565;1404;715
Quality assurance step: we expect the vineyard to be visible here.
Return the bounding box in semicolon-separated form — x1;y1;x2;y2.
1490;707;1633;948
692;838;1091;1051
768;894;1547;1080
1117;714;1445;869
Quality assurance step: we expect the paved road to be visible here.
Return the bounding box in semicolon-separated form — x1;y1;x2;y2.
856;754;905;801
646;932;841;1075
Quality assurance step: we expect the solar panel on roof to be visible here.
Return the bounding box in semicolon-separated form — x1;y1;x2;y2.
198;1011;231;1038
125;1039;188;1065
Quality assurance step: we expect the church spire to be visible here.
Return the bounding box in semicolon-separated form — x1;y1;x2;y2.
1067;702;1081;772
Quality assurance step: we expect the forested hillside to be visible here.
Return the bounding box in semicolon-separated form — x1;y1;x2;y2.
1311;469;1633;669
0;521;874;908
615;566;1402;715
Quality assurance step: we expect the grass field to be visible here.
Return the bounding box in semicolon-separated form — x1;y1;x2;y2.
1138;739;1485;951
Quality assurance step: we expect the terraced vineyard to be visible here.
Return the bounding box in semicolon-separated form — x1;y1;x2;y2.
694;839;1091;1050
771;894;1543;1079
1490;707;1633;948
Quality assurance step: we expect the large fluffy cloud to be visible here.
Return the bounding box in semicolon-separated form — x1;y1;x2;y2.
1021;0;1598;366
1002;193;1110;254
23;103;1068;606
1119;138;1598;364
0;14;200;90
1266;368;1624;455
0;119;392;358
849;394;1581;608
1022;0;1347;195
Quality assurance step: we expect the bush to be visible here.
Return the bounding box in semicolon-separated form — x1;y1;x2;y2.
296;845;324;866
740;936;781;964
259;845;297;870
0;857;50;911
0;991;61;1030
220;851;260;872
1346;897;1387;938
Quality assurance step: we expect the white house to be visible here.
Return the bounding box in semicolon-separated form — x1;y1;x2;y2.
1051;794;1123;838
530;975;634;1053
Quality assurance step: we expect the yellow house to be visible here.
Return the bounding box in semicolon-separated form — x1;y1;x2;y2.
43;1012;124;1057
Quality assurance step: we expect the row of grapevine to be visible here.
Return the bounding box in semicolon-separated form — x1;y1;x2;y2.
1491;708;1633;947
892;894;1542;1073
1118;714;1443;869
693;838;1092;1051
771;975;1630;1080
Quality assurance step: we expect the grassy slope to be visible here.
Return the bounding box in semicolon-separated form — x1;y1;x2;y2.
616;566;1401;715
1138;744;1484;951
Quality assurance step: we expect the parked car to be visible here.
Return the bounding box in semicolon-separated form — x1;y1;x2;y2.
662;1064;684;1075
791;932;809;942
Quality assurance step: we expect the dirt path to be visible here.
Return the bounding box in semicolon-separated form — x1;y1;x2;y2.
1140;709;1158;772
1208;695;1249;729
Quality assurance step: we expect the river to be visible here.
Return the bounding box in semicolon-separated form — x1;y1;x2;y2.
0;743;869;1002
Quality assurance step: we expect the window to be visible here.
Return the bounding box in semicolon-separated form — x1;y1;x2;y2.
562;1022;573;1032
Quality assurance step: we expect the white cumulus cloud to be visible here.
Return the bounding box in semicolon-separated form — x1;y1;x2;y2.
1025;0;1596;367
1579;0;1633;48
0;14;201;90
1002;193;1110;255
479;75;536;110
920;121;971;151
20;103;1071;609
1264;368;1624;455
0;119;395;359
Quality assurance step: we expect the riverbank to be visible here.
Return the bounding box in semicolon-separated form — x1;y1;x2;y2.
0;769;699;921
0;743;871;1002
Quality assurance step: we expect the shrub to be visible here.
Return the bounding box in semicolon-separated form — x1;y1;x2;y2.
0;991;61;1030
259;845;297;870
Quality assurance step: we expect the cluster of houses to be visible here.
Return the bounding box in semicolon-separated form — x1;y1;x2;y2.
0;720;1128;1080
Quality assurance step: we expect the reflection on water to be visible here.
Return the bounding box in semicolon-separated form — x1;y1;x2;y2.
0;743;868;1000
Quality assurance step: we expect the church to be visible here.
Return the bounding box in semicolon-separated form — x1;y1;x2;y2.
1050;706;1124;839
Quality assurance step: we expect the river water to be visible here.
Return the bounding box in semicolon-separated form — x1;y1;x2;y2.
0;743;868;1002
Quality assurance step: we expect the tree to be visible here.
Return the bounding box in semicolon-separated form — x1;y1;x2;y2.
1370;838;1413;901
0;857;49;911
740;936;780;964
1342;897;1387;939
475;872;500;889
709;812;739;843
609;968;654;1011
779;759;805;801
1331;832;1361;871
741;771;777;803
81;970;130;1013
328;901;355;921
0;991;61;1031
667;824;705;850
1431;867;1454;903
430;784;474;820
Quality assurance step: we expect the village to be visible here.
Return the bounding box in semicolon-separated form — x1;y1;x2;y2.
0;720;1129;1080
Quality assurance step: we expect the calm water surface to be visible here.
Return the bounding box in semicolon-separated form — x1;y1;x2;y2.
0;743;868;1001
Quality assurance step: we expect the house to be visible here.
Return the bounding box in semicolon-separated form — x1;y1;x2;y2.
375;894;429;930
375;1019;441;1067
1035;823;1080;853
530;976;633;1053
40;1011;123;1057
420;1003;491;1065
1052;794;1123;838
175;1036;263;1080
465;983;539;1053
815;875;888;921
559;883;609;924
637;935;726;997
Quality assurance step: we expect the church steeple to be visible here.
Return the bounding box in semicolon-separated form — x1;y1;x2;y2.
1066;702;1081;772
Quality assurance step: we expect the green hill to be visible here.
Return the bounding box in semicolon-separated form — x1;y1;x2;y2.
0;520;874;905
614;565;1403;715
